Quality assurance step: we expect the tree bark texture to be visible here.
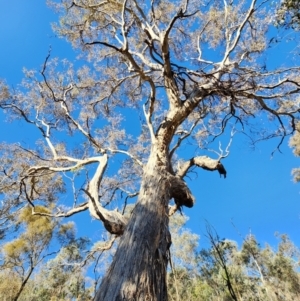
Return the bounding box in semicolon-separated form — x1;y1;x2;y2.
96;162;172;301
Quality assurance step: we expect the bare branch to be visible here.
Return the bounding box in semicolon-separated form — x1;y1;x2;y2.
196;20;212;62
121;0;129;50
27;156;104;175
256;78;300;92
131;51;162;71
161;8;185;77
70;0;109;9
85;41;121;52
220;0;256;66
59;84;105;153
81;236;117;268
82;187;128;236
170;119;201;159
132;0;148;22
238;89;298;151
205;223;239;301
38;119;58;159
32;202;89;218
108;148;143;167
207;129;235;159
143;103;156;143
75;155;129;235
40;48;57;102
89;74;140;109
177;155;227;179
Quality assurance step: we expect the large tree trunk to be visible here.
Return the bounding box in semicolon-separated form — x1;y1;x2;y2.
95;159;172;300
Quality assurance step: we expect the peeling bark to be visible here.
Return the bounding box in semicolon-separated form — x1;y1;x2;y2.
96;164;172;301
95;146;196;300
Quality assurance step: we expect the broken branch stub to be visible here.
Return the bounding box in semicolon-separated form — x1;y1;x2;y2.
169;175;195;208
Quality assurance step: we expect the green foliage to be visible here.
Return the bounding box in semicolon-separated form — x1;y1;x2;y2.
18;206;53;236
0;271;21;300
2;206;54;265
276;0;300;29
23;240;93;301
0;206;90;300
167;213;200;300
167;224;300;301
1;210;300;300
169;213;199;269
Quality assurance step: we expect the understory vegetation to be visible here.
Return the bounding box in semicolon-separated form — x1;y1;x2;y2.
0;214;300;301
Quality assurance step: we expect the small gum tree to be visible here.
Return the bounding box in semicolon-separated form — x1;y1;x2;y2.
0;0;300;300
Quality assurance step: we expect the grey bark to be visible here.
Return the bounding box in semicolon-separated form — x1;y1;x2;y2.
96;161;172;301
95;86;217;300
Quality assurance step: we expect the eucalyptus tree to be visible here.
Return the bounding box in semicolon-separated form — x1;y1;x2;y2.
1;0;300;300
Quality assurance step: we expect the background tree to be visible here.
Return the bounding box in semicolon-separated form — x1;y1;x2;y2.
0;206;78;301
276;0;300;29
0;0;300;300
24;238;92;301
167;213;199;301
167;222;300;301
195;231;300;301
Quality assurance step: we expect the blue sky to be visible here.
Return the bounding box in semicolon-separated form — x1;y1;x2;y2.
1;1;300;251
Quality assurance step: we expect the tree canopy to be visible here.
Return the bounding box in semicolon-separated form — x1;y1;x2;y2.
276;0;300;29
0;0;300;300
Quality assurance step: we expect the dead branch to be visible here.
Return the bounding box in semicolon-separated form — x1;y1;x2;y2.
177;155;227;179
32;202;89;218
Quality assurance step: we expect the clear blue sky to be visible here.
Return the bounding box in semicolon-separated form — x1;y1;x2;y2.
1;1;300;251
